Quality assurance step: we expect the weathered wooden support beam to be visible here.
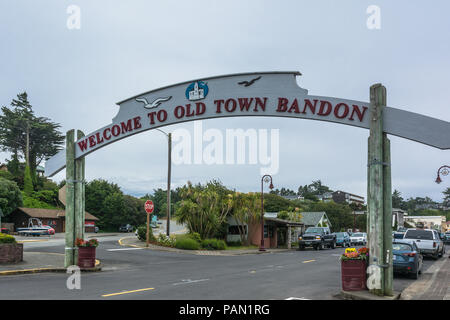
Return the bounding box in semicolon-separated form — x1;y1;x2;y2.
74;130;86;263
383;134;393;295
367;84;386;296
65;130;75;267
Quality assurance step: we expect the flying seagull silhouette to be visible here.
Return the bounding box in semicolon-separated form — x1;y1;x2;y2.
238;76;262;87
135;96;172;109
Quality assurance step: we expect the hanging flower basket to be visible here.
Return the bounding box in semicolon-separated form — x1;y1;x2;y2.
340;247;369;291
76;238;98;268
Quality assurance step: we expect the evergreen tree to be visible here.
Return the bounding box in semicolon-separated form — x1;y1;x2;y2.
23;165;33;195
0;92;64;187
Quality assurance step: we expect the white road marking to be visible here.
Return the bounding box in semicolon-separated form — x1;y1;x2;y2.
285;297;311;300
172;279;210;286
107;248;144;251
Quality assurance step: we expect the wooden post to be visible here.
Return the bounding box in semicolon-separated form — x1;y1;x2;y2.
65;130;75;267
383;134;393;295
74;130;85;263
146;211;150;247
367;84;386;296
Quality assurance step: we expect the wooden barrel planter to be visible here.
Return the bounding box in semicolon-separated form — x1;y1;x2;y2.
341;259;367;291
77;246;96;268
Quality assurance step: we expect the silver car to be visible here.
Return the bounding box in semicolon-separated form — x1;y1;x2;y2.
350;232;367;246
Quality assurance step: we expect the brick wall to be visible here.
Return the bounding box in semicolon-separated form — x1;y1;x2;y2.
0;243;23;263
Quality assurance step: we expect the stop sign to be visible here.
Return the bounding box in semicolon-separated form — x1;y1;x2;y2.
144;200;154;214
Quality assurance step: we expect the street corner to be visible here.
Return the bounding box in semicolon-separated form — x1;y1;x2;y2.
118;235;145;248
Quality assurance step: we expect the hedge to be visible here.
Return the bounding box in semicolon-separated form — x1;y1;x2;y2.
0;233;16;244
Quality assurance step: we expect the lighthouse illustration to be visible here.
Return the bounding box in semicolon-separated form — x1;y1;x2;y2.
186;81;208;101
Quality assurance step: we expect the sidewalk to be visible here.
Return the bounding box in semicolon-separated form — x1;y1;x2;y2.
119;236;292;256
401;253;450;300
0;252;101;275
340;252;450;300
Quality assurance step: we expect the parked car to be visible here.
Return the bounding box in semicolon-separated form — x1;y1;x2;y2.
94;226;99;233
42;225;55;235
119;224;133;232
444;232;450;244
402;228;445;260
1;228;9;234
393;232;405;240
350;232;367;245
335;232;351;247
392;241;423;279
298;227;336;250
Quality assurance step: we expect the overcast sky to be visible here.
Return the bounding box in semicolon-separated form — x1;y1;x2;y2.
1;1;449;202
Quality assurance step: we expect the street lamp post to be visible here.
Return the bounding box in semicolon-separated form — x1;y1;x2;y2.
156;129;172;236
435;165;449;184
260;175;274;252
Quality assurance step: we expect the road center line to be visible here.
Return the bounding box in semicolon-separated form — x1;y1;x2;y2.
102;287;155;297
302;259;316;263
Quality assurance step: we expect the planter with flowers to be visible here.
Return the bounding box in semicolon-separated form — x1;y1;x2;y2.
340;247;369;291
76;238;98;268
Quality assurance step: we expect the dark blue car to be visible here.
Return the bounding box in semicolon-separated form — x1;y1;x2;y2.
392;241;423;279
335;232;351;247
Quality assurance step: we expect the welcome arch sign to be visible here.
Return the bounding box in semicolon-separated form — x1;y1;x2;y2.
45;71;450;296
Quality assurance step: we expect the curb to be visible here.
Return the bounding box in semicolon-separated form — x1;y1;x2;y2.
118;236;292;256
0;259;102;276
88;234;119;238
340;290;401;300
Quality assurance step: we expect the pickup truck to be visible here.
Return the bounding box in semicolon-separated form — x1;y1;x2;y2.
402;228;445;260
298;227;336;250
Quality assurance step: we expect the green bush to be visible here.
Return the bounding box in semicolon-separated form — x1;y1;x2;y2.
0;233;16;244
187;232;202;243
157;233;176;247
201;238;227;250
226;240;243;247
137;225;155;242
22;193;58;209
175;236;200;250
0;171;14;181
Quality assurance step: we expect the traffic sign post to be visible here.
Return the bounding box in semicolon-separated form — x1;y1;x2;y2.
144;200;154;247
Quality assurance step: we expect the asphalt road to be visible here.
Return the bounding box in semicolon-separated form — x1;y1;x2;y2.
0;236;445;300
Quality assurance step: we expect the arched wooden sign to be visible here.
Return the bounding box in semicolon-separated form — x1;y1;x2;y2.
51;71;449;295
45;71;450;176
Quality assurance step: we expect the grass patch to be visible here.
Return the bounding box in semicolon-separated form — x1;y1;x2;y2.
225;245;258;250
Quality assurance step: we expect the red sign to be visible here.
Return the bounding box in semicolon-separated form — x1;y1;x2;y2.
144;200;154;214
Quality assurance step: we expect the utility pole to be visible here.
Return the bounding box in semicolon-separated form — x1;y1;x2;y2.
166;133;172;237
367;83;393;296
156;129;172;237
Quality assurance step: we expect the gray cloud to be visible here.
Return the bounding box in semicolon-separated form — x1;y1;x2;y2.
1;1;449;202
